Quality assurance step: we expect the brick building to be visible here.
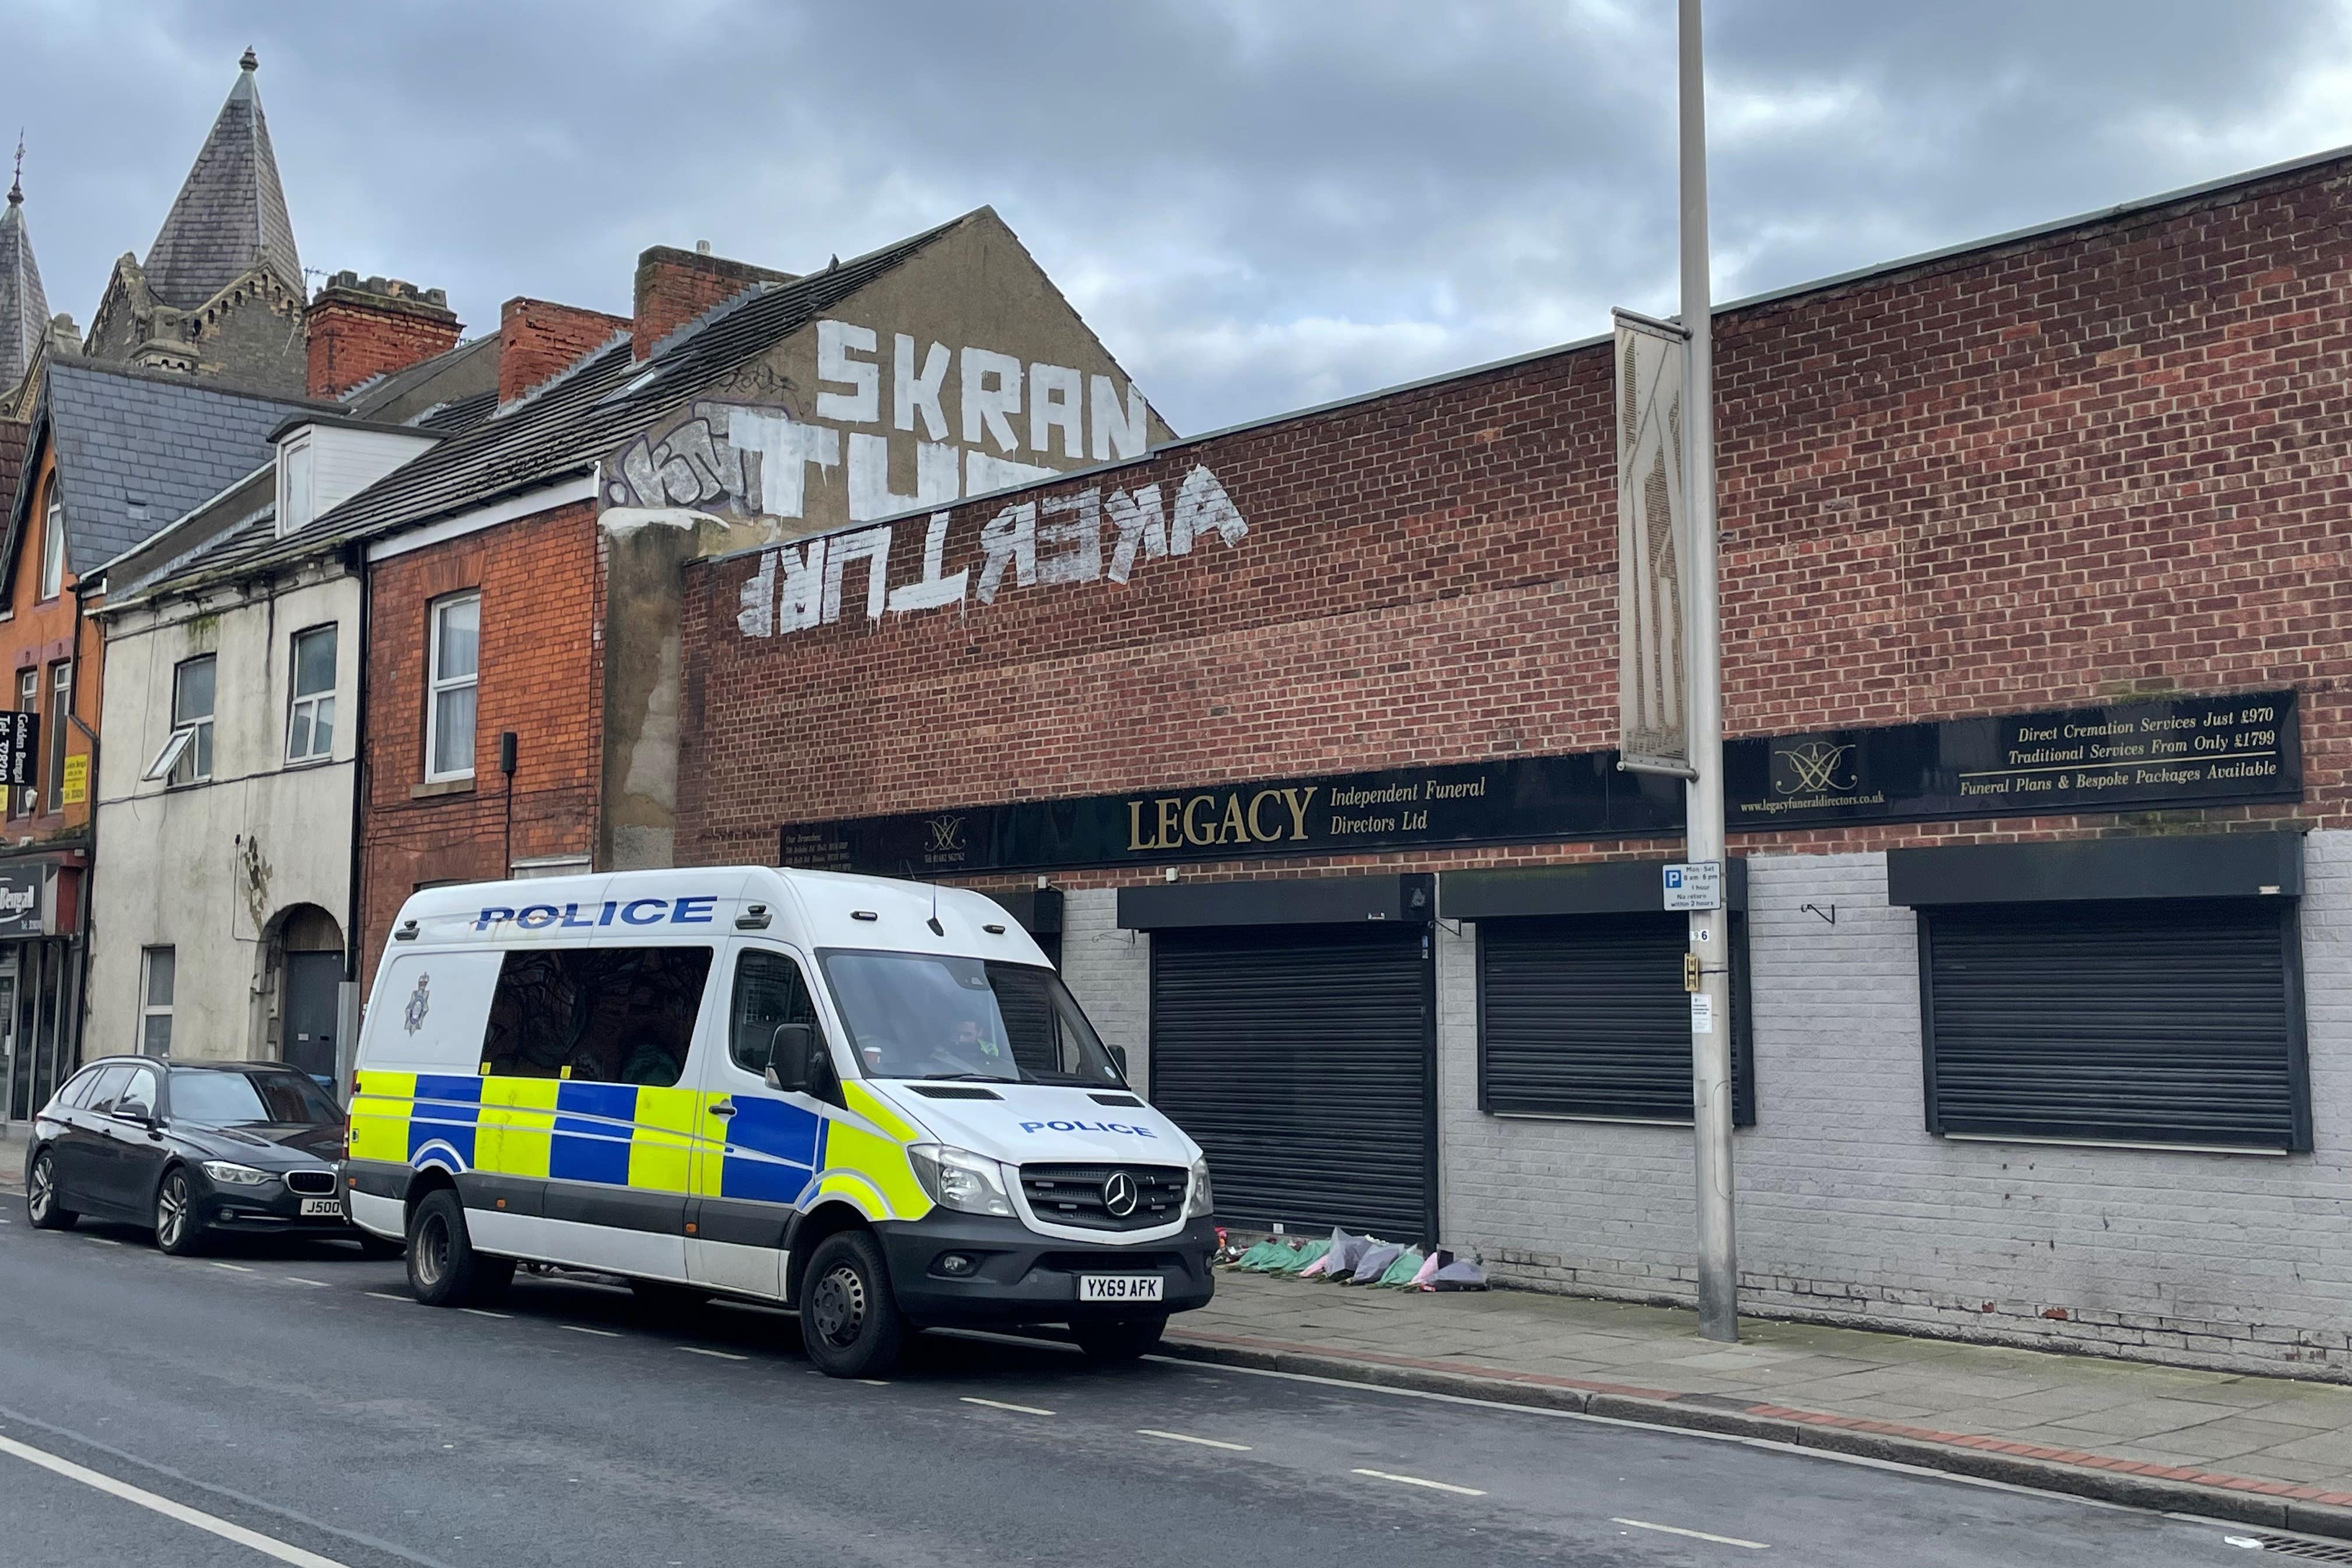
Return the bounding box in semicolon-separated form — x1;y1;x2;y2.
303;209;1169;979
675;148;2352;1375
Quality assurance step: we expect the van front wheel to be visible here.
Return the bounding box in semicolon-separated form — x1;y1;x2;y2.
407;1189;512;1307
800;1231;905;1379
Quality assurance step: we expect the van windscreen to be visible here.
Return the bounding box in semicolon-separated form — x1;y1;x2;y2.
818;951;1124;1087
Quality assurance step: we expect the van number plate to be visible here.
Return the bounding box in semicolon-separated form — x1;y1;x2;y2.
299;1197;341;1218
1079;1275;1163;1303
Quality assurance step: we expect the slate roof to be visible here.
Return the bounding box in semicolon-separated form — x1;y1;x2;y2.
0;179;48;391
143;52;302;309
10;359;332;583
216;212;971;578
0;418;25;537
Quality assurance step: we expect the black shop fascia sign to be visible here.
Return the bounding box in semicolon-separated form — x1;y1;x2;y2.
779;688;2301;877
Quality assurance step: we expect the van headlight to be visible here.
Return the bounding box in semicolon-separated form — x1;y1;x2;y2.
1184;1157;1214;1219
908;1144;1014;1217
201;1161;275;1186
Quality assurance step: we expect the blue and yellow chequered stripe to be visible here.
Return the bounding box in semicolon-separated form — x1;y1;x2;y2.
349;1070;924;1219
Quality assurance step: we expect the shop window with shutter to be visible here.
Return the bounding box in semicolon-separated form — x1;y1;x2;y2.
1918;898;2308;1153
1478;912;1754;1125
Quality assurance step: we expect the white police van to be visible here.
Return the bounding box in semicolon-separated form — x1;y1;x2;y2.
344;866;1215;1377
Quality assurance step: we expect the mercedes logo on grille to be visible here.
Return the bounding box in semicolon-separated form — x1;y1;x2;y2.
1101;1171;1140;1218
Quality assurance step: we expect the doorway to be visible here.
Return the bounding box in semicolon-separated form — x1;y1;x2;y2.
276;906;344;1083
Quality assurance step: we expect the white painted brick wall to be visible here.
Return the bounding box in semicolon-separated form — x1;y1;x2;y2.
1441;836;2352;1377
1058;888;1152;1090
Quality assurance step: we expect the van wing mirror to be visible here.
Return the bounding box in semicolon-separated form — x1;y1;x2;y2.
1109;1044;1130;1080
764;1023;816;1091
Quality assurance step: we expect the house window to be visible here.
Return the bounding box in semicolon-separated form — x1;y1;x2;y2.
286;625;337;762
145;655;216;786
10;668;31;817
44;662;68;813
39;485;64;601
278;439;315;537
425;593;479;781
140;947;176;1056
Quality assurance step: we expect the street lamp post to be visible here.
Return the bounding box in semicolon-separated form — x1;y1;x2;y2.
1679;0;1738;1345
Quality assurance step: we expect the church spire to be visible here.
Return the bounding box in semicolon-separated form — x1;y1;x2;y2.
141;47;303;309
0;135;52;391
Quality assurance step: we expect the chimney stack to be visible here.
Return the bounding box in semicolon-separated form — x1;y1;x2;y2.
498;297;629;407
304;272;461;400
632;244;793;362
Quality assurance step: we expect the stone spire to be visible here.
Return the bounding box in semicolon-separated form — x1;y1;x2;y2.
142;48;302;309
0;142;51;390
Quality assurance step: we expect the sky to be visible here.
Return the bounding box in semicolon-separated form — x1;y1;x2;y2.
5;1;2351;436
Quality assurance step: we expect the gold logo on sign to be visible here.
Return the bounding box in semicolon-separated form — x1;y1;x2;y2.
1774;741;1856;796
925;815;967;853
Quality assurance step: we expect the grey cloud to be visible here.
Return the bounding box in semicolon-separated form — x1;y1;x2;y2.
2;1;2347;433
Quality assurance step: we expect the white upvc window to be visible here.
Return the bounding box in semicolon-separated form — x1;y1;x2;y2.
140;947;175;1056
286;624;337;762
425;593;480;782
39;486;64;601
45;662;69;813
145;654;216;786
277;438;315;537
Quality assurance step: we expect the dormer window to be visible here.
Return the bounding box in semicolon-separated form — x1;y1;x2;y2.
278;436;315;537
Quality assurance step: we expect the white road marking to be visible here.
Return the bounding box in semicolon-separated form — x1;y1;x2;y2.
85;1237;123;1247
458;1308;510;1319
362;1292;408;1303
280;1278;331;1289
1352;1468;1486;1497
1138;1428;1252;1452
855;1379;890;1387
561;1325;621;1338
678;1346;747;1362
208;1262;253;1273
960;1396;1055;1416
0;1430;352;1567
1614;1517;1770;1550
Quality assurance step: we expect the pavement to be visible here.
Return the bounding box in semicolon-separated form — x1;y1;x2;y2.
1166;1263;2352;1540
0;1202;2301;1568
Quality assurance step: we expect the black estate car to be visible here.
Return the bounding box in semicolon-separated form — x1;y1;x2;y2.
22;1057;397;1258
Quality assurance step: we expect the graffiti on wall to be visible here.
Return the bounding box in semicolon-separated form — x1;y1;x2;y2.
604;320;1152;526
733;465;1247;638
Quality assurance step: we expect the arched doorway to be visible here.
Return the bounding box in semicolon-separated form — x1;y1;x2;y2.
275;905;344;1082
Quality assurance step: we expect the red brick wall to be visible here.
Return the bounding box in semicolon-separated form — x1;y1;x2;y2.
632;247;788;360
359;502;603;982
677;154;2352;883
498;299;628;405
305;292;461;400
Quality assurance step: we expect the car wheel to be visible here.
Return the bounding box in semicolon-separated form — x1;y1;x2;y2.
25;1149;76;1230
799;1230;906;1379
405;1189;512;1307
1072;1314;1167;1361
154;1167;207;1256
353;1233;405;1262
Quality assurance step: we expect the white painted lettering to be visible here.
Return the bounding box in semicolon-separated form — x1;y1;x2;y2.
1090;375;1147;461
894;335;951;441
976;502;1037;604
816;320;880;424
736;550;775;636
777;538;824;632
1030;363;1083;457
962;347;1023;452
1036;490;1102;585
1170;464;1247;553
887;511;969;613
822;525;892;623
848;433;963;522
1104;484;1166;584
727;407;838;519
966;449;1055;496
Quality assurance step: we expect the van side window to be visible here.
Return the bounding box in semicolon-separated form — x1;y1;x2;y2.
480;946;714;1088
729;951;823;1075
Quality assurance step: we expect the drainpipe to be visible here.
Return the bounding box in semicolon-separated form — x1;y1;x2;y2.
337;542;370;1100
64;579;100;1082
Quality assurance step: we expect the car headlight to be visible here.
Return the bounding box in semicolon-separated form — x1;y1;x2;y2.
908;1144;1014;1217
1184;1157;1214;1219
201;1160;275;1186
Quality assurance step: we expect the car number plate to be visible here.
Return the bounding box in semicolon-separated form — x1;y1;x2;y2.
299;1197;341;1218
1079;1274;1163;1303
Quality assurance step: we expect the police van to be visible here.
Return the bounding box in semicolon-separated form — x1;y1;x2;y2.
344;866;1216;1377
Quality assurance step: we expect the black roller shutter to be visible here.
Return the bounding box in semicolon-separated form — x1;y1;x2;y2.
1479;913;1753;1125
1149;925;1432;1241
1920;898;2308;1151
